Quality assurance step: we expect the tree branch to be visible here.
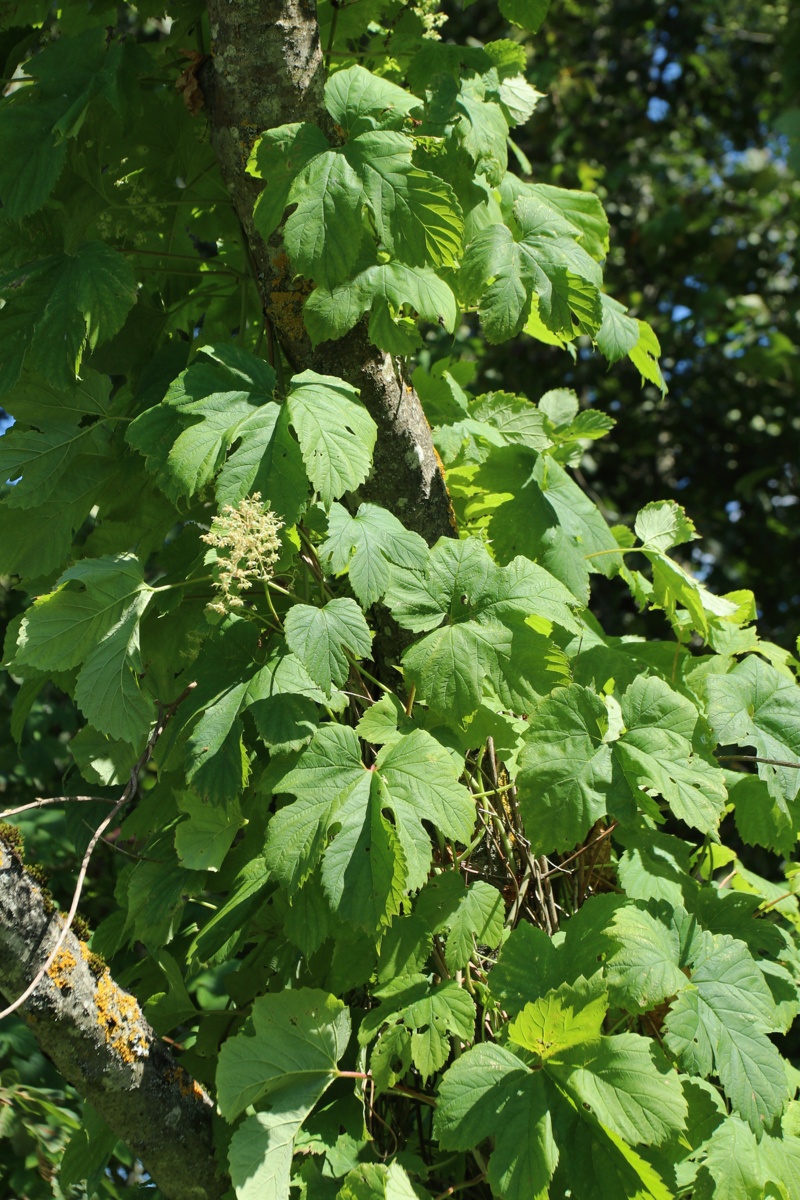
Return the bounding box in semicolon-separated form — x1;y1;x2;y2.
0;842;228;1200
203;0;455;545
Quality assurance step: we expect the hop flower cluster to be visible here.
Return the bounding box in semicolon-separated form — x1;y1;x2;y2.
201;493;283;615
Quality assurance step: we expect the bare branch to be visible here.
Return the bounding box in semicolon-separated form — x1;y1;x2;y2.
0;846;227;1200
1;795;116;820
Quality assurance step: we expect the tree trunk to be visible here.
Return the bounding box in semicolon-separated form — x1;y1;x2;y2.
204;0;455;545
0;840;227;1200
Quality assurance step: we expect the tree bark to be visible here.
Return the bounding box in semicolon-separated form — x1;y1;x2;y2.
204;0;456;545
0;842;228;1200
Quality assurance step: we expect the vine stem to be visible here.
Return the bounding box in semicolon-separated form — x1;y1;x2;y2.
717;753;800;769
0;685;194;1021
336;1071;437;1107
434;1173;487;1199
760;890;798;912
468;782;516;800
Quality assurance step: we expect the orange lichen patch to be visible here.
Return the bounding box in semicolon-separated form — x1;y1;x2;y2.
266;249;314;345
94;972;150;1064
47;947;78;991
164;1063;208;1103
270;291;311;345
78;939;107;978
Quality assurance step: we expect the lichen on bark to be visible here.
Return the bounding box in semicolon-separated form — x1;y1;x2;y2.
0;844;226;1200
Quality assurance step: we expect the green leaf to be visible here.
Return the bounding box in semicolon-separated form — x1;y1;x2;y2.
264;723;366;893
284;598;373;696
172;626;338;805
304;263;458;351
73;591;154;744
706;655;800;808
517;684;614;854
460;198;602;342
321;776;407;935
0;242;137;394
127;344;309;521
360;975;476;1084
266;726;475;912
438;972;685;1200
12;554;154;745
59;1104;118;1193
443;880;505;972
635;501;698;553
534;185;608;259
385;535;581;634
0;371;112;508
0;31;141;220
354;693;409;747
435;1044;559;1200
597;294;641;363
374;730;477;887
248;122;332;239
187;856;270;968
0;95;67;222
605;903;688;1011
639;547;739;639
70;726;136;786
694;1115;768;1200
144;949;198;1035
0;483;110;577
319;503;429;609
517;674;727;853
474;447;623;603
728;770;799;856
497;73;545;127
450;78;510;186
555;1114;674;1200
219;991;350;1200
284;150;364;288
217;988;350;1121
336;1162;430;1200
498;0;551;33
664;932;788;1130
324;66;421;137
386;536;576;720
184;680;252;803
628;320;667;394
414;870;506;975
250;693;319;756
509;980;607;1061
287;371;377;505
486;922;561;1016
253;113;463;287
616;674;727;835
346;131;464;267
175;792;244;872
555;1032;688;1147
468;390;552;452
13;554;148;673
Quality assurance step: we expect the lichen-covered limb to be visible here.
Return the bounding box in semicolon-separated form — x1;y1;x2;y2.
204;0;455;545
0;844;228;1200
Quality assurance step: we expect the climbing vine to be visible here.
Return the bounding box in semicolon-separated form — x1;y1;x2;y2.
1;2;799;1199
